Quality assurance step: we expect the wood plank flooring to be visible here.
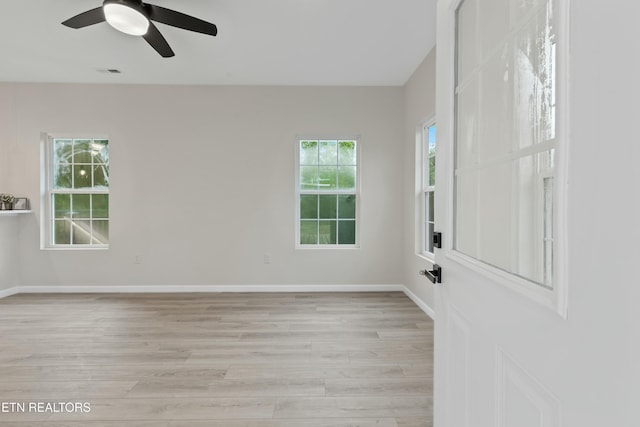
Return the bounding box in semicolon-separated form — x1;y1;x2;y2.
0;292;433;426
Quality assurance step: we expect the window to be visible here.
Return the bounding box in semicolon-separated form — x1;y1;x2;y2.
453;0;556;287
43;136;109;248
297;139;358;247
422;122;436;256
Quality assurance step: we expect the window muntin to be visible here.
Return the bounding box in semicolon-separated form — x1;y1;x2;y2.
453;0;556;288
297;140;358;247
47;137;110;248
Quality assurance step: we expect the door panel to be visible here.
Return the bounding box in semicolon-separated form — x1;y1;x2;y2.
434;0;566;425
433;1;640;426
496;349;561;427
444;305;471;427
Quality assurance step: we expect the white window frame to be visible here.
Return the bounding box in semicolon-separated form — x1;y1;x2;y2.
41;133;110;250
295;137;360;249
422;119;437;258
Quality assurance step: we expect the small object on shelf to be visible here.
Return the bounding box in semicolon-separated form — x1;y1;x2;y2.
0;193;15;210
12;197;30;211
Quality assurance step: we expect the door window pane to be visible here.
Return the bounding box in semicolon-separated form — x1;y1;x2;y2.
454;0;556;287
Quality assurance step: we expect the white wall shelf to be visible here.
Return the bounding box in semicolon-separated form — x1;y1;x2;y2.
0;210;32;217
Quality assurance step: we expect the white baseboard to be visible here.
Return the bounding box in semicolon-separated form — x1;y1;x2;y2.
0;283;435;319
0;287;20;299
402;286;435;320
2;284;405;294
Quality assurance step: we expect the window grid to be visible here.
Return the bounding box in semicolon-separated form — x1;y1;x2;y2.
297;140;358;247
47;137;109;248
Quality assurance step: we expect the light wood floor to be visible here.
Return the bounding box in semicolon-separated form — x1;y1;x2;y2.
0;292;433;426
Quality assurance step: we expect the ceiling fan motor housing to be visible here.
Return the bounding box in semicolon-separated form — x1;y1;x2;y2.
103;0;147;12
103;0;150;36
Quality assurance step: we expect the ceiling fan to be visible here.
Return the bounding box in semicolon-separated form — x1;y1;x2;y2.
62;0;218;58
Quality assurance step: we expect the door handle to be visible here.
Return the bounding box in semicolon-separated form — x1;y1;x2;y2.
419;264;442;284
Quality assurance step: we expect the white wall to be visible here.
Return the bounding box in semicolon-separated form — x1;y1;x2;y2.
0;83;405;288
402;49;437;310
0;218;18;291
0;91;19;291
560;2;639;422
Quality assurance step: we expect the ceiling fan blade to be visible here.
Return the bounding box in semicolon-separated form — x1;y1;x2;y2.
142;22;175;57
62;7;106;29
146;4;217;36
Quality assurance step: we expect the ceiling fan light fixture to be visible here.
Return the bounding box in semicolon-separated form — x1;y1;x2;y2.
103;2;149;36
62;0;217;58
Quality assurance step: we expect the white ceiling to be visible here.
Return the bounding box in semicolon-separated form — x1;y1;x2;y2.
0;0;437;86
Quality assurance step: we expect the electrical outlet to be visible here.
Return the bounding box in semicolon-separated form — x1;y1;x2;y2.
263;254;270;264
134;255;143;264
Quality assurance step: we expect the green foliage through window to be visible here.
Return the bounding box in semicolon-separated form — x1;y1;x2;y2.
298;140;357;246
49;138;110;247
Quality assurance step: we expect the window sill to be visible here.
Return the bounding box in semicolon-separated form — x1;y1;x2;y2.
296;245;360;250
41;246;109;251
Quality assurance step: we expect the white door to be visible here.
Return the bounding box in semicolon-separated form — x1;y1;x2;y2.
432;1;640;426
